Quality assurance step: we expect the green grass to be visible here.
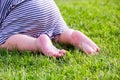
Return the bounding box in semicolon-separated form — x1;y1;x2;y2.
0;0;120;80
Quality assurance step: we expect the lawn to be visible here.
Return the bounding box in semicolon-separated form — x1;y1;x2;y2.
0;0;120;80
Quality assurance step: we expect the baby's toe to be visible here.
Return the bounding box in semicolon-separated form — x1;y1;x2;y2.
59;49;66;55
55;50;66;58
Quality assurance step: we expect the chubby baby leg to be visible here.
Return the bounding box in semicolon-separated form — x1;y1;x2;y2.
0;34;37;51
0;34;66;58
55;29;100;54
71;30;100;54
36;34;66;58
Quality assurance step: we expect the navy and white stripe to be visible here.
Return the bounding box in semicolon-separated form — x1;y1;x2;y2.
0;0;68;44
0;0;26;24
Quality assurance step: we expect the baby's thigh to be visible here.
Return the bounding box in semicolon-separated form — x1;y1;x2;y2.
0;34;37;51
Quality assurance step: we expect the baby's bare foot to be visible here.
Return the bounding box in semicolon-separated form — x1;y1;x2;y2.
44;46;66;58
80;42;100;54
36;34;66;58
72;31;100;54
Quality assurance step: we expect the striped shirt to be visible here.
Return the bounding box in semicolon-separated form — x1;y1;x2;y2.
0;0;68;44
0;0;26;24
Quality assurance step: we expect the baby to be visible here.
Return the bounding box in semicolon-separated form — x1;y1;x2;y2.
0;0;100;58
